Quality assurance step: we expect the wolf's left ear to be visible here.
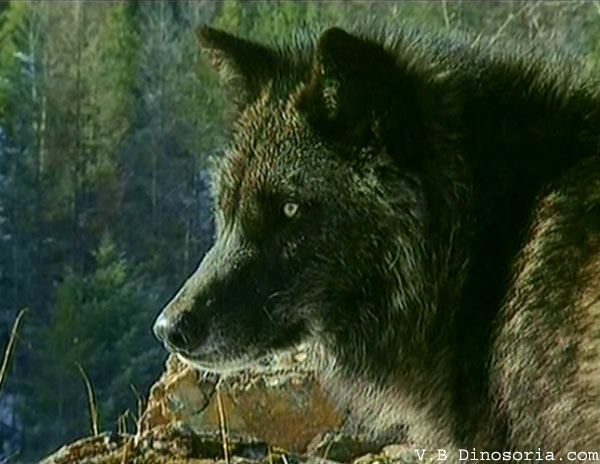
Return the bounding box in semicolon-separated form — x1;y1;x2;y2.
298;27;396;147
197;26;280;108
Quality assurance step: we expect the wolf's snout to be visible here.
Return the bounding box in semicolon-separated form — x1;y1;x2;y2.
153;311;201;355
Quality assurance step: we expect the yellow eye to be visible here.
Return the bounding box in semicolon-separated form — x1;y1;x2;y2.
283;202;299;219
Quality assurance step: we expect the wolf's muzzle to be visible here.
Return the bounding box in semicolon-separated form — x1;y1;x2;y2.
153;310;200;355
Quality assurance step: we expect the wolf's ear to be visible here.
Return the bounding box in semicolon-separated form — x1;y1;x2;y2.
298;27;395;147
197;26;279;108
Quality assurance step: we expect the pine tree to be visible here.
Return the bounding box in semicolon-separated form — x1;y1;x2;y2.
0;3;51;456
29;234;164;454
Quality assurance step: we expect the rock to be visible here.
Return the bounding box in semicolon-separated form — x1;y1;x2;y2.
38;426;280;464
307;431;405;463
142;344;343;453
39;344;409;463
382;444;420;464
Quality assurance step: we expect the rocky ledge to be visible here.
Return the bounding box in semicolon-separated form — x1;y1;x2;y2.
40;345;414;464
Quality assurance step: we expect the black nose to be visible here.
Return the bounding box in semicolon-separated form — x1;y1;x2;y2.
153;312;194;354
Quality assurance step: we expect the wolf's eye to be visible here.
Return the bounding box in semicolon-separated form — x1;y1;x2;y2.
282;202;299;219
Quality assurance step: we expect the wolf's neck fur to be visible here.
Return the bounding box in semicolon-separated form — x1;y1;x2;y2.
320;41;600;451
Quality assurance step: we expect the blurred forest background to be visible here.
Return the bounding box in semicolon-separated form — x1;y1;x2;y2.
1;1;600;462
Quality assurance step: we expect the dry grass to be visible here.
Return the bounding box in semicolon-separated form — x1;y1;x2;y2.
130;384;147;438
216;388;230;464
76;362;100;436
0;308;27;402
116;410;131;434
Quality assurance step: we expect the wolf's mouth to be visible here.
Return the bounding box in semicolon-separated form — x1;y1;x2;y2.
176;353;257;375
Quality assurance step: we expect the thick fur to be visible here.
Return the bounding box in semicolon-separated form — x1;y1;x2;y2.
153;25;600;462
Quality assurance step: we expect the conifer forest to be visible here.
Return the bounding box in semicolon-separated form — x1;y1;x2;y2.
0;1;599;461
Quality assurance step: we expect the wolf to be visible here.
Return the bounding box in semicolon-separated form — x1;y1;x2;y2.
153;25;600;462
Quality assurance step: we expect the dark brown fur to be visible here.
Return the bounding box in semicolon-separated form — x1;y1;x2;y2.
153;25;600;462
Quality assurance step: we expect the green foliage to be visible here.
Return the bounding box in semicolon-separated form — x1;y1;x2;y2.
0;2;40;122
214;0;246;34
27;234;164;453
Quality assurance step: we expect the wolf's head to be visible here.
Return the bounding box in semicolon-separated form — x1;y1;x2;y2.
153;27;442;374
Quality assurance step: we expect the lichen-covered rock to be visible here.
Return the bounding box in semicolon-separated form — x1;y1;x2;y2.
39;426;280;464
39;345;410;463
38;427;415;464
143;345;343;452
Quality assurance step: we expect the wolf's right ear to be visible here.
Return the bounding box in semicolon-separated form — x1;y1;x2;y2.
197;26;280;109
297;27;395;148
